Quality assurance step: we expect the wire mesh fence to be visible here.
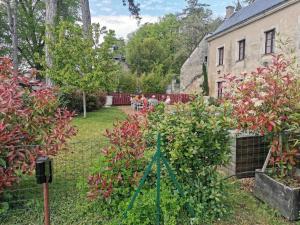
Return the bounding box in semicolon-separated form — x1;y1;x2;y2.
222;133;270;179
0;135;272;225
0;141;108;225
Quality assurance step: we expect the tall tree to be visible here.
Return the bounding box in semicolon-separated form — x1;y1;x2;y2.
179;0;221;55
1;0;18;73
243;0;255;5
48;22;119;114
0;0;80;70
45;0;57;85
80;0;91;118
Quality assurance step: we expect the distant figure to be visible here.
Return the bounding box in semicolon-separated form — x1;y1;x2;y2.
165;96;171;105
141;95;148;107
148;95;158;106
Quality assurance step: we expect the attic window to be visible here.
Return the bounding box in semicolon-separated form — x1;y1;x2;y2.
265;29;275;54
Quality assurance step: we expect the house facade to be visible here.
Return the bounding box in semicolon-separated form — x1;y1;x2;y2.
181;0;300;97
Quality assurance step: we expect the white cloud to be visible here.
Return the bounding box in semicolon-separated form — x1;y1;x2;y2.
92;15;159;41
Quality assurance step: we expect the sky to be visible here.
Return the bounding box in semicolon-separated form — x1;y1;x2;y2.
91;0;234;40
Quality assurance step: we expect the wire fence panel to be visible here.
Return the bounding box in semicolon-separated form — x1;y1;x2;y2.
0;141;107;225
1;136;271;224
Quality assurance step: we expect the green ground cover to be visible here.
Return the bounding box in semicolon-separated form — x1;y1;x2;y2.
0;107;298;225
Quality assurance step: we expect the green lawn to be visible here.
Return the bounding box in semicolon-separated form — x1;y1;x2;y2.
0;107;127;225
1;107;299;224
216;179;299;225
71;107;127;142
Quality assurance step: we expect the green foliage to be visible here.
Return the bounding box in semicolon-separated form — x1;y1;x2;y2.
126;36;167;75
125;5;221;86
202;63;209;95
0;0;80;69
48;22;119;93
117;72;138;93
126;14;180;75
179;1;222;55
117;184;186;225
59;91;106;113
140;65;172;93
146;96;233;223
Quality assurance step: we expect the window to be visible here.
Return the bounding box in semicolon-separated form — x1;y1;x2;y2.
217;81;224;99
265;29;275;54
238;39;246;61
218;47;224;65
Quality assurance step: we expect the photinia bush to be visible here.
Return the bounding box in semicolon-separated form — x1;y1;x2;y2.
0;57;77;193
223;55;300;178
87;112;149;201
146;96;233;223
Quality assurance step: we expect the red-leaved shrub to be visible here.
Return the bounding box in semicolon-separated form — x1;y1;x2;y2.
223;55;300;177
0;57;77;193
87;111;149;200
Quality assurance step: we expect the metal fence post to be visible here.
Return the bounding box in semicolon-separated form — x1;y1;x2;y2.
156;134;161;225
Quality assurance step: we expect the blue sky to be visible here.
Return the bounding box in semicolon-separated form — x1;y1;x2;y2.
90;0;235;40
90;0;234;17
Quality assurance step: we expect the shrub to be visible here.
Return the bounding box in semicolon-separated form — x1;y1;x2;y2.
87;112;149;201
146;96;233;223
223;55;300;178
60;91;106;113
0;57;77;193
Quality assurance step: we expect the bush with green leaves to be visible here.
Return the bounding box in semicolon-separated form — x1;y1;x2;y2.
146;96;233;223
59;91;106;113
140;65;172;94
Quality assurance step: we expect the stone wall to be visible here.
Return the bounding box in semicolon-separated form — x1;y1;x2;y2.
180;34;210;94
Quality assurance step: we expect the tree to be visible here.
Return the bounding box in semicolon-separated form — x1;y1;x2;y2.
243;0;255;5
45;0;57;85
179;1;222;55
1;0;18;73
127;36;167;75
0;0;80;70
48;22;119;116
126;14;180;75
122;0;140;19
202;63;209;95
79;0;91;117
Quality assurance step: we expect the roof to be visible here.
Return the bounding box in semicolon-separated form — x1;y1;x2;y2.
211;0;286;38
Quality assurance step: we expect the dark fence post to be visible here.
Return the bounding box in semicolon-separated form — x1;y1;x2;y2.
36;156;52;225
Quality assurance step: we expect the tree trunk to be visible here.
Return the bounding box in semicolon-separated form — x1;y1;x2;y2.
82;91;87;118
80;0;91;117
80;0;91;36
45;0;57;86
6;0;18;74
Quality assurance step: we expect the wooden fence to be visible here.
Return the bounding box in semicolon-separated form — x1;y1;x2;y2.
110;93;191;106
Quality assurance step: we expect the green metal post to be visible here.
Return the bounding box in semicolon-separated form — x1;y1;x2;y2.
123;150;158;220
161;154;195;217
156;134;161;225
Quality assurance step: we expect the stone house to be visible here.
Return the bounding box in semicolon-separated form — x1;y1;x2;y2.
180;0;300;97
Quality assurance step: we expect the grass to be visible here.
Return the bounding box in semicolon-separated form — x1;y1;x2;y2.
216;179;299;225
0;107;127;225
0;107;299;224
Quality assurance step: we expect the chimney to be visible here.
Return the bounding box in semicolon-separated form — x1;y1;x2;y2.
225;6;235;19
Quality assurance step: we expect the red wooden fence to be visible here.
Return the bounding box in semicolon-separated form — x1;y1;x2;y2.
110;93;191;106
